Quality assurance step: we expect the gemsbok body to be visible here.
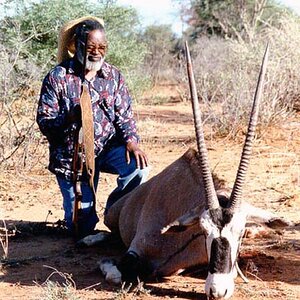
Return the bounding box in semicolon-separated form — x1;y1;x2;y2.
81;43;291;299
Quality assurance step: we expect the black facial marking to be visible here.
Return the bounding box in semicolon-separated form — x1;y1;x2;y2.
218;194;231;208
117;251;152;282
209;207;233;231
209;237;232;274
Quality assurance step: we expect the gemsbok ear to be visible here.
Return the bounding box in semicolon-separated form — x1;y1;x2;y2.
245;203;293;229
161;206;203;234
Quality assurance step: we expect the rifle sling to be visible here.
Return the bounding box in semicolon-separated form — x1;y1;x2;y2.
80;84;97;202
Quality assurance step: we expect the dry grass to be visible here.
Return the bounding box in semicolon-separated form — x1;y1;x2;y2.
36;265;80;300
114;280;151;300
176;13;300;137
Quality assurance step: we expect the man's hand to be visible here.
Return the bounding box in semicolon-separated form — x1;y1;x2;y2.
126;141;148;169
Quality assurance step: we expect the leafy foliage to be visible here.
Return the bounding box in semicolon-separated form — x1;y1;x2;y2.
181;0;295;43
0;0;149;98
140;24;178;84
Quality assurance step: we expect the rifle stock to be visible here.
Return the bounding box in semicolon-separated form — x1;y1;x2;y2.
72;128;83;235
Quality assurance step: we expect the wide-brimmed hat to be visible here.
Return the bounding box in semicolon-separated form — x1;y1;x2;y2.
57;16;105;64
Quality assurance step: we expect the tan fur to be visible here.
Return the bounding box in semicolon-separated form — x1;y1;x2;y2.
104;148;224;276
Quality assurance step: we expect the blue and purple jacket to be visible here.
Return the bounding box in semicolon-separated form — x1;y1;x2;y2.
36;58;139;180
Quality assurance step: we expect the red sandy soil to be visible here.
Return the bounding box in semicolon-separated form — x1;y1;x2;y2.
0;97;299;299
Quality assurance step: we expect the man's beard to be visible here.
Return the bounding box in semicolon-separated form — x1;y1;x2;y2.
85;56;104;72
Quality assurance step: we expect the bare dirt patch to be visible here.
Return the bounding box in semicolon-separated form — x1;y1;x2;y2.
0;101;299;299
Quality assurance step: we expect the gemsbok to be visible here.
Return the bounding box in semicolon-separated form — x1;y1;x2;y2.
81;42;291;299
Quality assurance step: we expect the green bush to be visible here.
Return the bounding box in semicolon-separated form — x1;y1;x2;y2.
140;24;177;85
0;0;149;99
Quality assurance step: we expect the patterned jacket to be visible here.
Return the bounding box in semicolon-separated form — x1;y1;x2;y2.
36;58;139;180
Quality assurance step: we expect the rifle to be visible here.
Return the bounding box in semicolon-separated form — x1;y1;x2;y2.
72;29;90;237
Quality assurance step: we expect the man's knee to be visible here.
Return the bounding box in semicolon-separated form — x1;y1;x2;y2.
122;166;150;188
104;166;150;214
136;166;150;183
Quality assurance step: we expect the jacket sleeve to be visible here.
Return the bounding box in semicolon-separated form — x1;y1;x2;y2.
36;71;68;143
113;73;140;144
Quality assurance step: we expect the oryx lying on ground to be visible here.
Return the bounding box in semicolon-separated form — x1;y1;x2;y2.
80;43;291;299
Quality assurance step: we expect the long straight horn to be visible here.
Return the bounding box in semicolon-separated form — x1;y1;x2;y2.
185;41;219;210
230;44;269;211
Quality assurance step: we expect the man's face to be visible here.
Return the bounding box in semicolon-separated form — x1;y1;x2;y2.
76;29;107;72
